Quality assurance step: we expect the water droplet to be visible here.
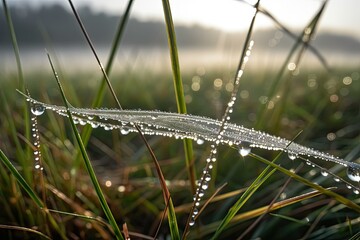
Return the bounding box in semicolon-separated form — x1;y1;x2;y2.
333;177;340;182
193;208;199;215
90;122;100;128
347;166;360;182
196;139;204;145
288;152;297;160
31;104;45;116
353;189;360;194
204;173;211;182
321;170;329;177
120;127;130;135
198;189;205;197
79;119;86;126
239;145;251;157
201;182;209;190
189;218;195;226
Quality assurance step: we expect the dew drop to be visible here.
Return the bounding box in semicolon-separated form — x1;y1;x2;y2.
353;189;360;194
193;208;199;215
239;145;251;157
79;119;87;126
288;152;297;161
320;170;329;177
198;189;205;198
120;127;130;135
204;173;211;182
201;182;209;190
189;218;195;226
196;139;205;145
90;122;100;128
333;177;340;182
347;166;360;182
31;104;45;116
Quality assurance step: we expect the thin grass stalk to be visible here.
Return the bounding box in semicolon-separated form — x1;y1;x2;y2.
46;53;124;240
236;0;330;71
67;0;122;109
54;3;179;237
0;224;52;240
190;189;326;238
2;0;31;180
81;0;134;146
161;0;196;195
258;6;330;71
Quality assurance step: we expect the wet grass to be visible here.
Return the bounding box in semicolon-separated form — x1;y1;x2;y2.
1;0;360;239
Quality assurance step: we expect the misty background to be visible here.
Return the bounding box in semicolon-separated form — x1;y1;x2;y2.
1;4;360;72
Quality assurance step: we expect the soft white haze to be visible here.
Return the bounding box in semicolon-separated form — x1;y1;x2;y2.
8;0;360;38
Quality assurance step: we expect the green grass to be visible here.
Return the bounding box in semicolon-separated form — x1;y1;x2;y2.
1;0;360;239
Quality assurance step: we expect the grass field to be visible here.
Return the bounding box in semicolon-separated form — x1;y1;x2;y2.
0;0;360;239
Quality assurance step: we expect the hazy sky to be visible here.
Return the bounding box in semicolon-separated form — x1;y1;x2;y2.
8;0;360;38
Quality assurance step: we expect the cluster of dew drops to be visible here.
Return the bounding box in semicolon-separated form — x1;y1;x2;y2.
30;103;46;171
189;41;254;227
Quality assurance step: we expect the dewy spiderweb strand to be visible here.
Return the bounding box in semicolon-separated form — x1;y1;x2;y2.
18;61;360;200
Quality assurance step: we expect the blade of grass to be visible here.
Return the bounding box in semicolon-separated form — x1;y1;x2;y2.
211;163;277;239
188;189;327;238
161;0;196;195
81;0;134;146
67;0;122;109
46;53;124;240
0;224;52;240
255;1;327;130
2;0;31;180
0;150;43;208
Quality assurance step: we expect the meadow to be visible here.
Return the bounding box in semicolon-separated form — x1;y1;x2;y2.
0;0;360;239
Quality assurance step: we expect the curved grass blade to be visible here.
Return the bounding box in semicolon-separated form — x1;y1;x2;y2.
0;224;52;240
162;0;196;197
46;53;124;240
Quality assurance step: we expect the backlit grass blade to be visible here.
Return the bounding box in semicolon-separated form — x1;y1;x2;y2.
251;153;360;212
162;0;196;196
46;53;124;240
